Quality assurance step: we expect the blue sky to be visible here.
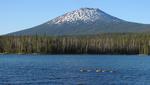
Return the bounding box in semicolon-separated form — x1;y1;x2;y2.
0;0;150;35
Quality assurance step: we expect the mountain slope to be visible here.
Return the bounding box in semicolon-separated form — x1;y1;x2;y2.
8;8;150;36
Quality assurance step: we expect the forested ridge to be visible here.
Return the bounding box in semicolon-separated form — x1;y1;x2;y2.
0;33;150;55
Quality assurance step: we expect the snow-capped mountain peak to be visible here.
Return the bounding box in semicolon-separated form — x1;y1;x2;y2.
8;8;150;36
50;8;121;24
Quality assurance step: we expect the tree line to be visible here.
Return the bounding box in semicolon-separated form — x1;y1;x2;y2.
0;33;150;55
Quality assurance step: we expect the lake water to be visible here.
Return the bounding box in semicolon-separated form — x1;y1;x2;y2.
0;55;150;85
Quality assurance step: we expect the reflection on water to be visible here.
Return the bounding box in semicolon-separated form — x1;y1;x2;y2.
0;55;150;85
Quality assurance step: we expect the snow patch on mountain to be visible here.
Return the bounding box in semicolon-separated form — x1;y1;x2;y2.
49;8;122;24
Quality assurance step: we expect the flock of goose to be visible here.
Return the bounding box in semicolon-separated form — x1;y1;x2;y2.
80;69;114;73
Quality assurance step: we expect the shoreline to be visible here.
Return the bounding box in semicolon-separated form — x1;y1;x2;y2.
0;53;148;56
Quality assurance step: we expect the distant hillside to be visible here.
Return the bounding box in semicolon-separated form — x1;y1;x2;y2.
7;8;150;36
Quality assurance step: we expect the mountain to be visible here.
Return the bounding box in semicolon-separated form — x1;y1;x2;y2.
8;8;150;36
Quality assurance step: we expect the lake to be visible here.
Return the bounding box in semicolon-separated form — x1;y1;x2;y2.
0;55;150;85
